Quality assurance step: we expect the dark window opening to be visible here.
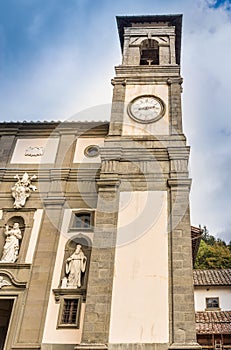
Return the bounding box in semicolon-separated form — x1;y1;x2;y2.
140;39;159;65
206;297;219;309
61;299;79;325
0;299;14;350
72;213;91;229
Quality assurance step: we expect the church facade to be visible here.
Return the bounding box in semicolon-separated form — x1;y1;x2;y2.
0;15;200;350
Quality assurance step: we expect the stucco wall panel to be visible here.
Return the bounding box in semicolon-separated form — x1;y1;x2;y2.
109;191;169;344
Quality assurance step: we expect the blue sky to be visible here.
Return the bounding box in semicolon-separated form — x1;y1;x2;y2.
0;0;231;242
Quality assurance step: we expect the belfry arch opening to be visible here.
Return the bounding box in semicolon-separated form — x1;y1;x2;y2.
140;39;159;65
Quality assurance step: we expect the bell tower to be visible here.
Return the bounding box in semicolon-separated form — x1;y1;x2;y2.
109;15;183;137
77;15;200;350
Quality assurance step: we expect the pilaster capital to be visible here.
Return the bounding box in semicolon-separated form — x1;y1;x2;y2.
167;178;192;190
111;78;126;86
97;178;120;192
167;77;183;85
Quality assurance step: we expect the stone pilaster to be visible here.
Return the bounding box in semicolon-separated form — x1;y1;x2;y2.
15;198;65;348
0;130;17;168
168;178;200;350
109;80;126;137
168;78;183;135
78;178;120;347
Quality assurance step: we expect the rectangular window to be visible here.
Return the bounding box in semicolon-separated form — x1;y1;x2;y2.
61;299;78;324
69;211;94;231
58;297;81;328
206;297;219;309
73;213;90;229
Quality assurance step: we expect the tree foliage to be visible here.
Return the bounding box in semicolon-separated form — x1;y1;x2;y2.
195;228;231;269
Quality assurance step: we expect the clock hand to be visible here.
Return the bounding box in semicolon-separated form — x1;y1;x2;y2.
138;106;156;110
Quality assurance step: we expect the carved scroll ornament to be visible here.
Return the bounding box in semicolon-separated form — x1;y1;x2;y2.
0;276;11;289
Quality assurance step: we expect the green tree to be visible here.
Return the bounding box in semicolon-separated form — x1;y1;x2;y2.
195;232;231;269
228;241;231;252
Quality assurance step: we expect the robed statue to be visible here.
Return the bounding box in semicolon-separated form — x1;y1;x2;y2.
0;223;22;263
65;244;87;288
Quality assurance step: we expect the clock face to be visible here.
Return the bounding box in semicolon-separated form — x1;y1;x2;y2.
128;95;165;123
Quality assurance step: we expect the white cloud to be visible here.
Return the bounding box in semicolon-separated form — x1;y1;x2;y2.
0;40;117;121
182;2;231;241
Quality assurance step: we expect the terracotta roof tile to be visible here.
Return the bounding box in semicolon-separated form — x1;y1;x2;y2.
196;311;231;334
193;269;231;286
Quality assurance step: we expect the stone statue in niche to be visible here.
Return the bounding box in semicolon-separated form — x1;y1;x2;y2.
0;223;22;263
0;276;11;289
64;244;87;288
11;172;37;209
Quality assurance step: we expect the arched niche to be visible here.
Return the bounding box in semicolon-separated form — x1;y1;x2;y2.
7;216;25;233
60;234;92;290
140;39;159;65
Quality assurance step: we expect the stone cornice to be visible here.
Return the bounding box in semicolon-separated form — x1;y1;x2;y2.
75;344;108;350
0;168;101;182
0;264;31;270
114;65;181;77
105;134;186;142
101;147;169;161
53;288;86;302
169;343;201;350
11;345;41;349
168;146;190;159
0;269;28;288
42;197;66;207
0;122;109;137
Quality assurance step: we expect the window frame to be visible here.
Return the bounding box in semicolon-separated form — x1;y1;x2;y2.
69;210;94;232
57;295;82;329
84;144;100;158
205;297;220;310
